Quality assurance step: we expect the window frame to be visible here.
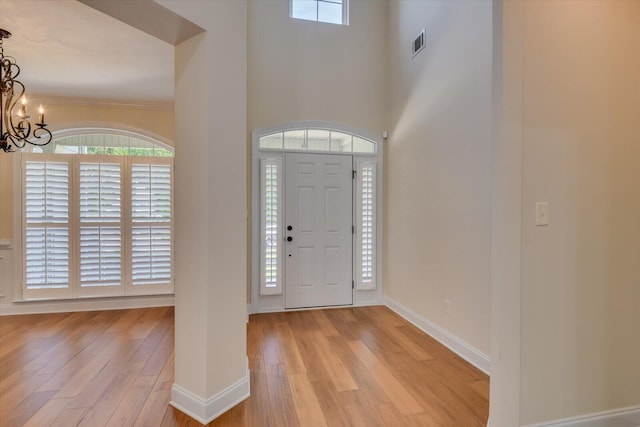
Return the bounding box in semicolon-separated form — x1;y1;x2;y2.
18;130;174;301
290;0;349;26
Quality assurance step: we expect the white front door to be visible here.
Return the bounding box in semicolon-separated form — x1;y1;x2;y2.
284;153;353;309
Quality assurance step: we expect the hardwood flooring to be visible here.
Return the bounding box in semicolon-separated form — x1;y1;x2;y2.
0;306;489;426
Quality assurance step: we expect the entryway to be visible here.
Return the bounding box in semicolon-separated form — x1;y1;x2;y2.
251;124;382;313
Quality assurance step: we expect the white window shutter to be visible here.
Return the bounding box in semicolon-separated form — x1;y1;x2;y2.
356;161;376;290
260;158;283;295
79;161;123;287
24;160;70;290
131;163;173;285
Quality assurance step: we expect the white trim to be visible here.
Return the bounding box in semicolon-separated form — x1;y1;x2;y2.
31;95;174;112
170;361;250;425
248;302;379;315
0;294;174;316
523;405;640;427
384;296;490;375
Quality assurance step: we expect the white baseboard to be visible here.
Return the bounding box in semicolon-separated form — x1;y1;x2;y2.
384;296;490;375
0;295;174;316
170;360;250;424
524;405;640;427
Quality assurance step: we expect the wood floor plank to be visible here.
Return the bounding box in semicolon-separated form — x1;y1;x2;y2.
75;361;146;427
133;351;175;427
2;390;57;427
0;372;53;415
23;397;73;427
310;308;340;337
36;331;119;392
273;321;307;375
105;375;155;427
129;309;173;363
0;305;489;426
50;407;89;427
288;373;328;427
310;330;358;392
348;340;424;415
54;336;143;399
264;363;300;427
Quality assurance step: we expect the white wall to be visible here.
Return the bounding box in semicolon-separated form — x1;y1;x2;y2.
385;0;492;356
518;1;640;424
248;0;387;135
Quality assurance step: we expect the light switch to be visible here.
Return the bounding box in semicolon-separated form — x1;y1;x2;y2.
536;202;549;226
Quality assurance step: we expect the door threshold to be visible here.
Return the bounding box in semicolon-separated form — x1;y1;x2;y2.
284;304;354;312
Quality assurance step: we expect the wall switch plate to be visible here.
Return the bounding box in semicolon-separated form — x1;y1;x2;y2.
445;299;451;314
536;202;549;226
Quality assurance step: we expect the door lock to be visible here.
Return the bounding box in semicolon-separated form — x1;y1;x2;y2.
287;236;293;242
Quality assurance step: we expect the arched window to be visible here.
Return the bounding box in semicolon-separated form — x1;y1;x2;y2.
259;128;375;153
27;128;173;157
21;129;174;300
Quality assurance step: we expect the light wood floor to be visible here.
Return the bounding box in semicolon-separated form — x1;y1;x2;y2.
0;306;489;426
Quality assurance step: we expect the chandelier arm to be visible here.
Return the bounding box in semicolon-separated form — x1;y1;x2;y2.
8;80;26;134
30;126;53;146
1;28;52;153
3;133;25;152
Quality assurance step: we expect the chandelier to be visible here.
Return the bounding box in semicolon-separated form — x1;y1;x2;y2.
1;28;52;153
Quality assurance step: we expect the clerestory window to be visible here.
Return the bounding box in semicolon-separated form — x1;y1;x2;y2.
290;0;349;25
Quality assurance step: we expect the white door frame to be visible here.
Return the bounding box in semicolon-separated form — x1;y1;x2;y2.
250;121;384;314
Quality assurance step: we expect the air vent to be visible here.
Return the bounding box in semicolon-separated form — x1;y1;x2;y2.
412;29;425;58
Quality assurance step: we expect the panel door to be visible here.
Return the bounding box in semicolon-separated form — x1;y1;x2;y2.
284;153;353;309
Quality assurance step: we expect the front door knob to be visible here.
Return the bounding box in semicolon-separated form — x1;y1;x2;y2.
287;236;293;242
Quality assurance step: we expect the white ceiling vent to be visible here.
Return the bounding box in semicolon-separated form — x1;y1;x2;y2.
412;29;426;58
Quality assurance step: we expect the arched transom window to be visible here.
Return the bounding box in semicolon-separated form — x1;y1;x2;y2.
259;128;375;154
28;129;173;157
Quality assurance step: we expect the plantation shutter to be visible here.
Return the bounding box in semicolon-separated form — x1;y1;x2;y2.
260;157;283;295
79;159;123;288
131;160;172;285
355;161;376;290
24;157;72;295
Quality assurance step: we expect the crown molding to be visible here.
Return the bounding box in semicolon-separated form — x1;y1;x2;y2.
29;95;174;112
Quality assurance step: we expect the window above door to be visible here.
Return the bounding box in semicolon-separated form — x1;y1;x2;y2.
290;0;349;25
259;128;375;154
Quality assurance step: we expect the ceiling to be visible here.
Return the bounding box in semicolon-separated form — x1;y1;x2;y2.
0;0;174;102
